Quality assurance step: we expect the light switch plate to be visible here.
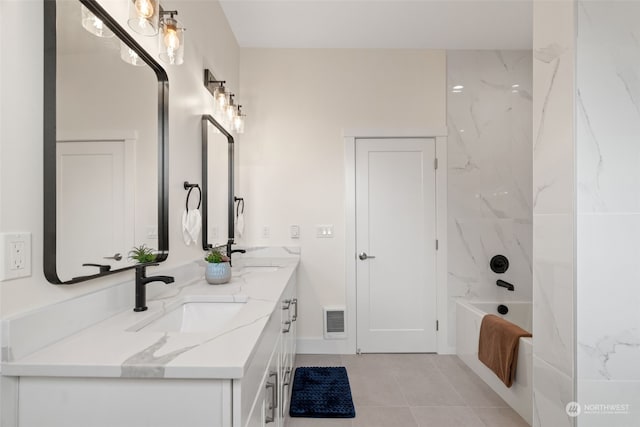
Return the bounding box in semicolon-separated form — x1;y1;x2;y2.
316;225;334;238
0;232;32;281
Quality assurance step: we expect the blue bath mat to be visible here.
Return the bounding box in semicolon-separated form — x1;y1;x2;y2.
289;366;356;418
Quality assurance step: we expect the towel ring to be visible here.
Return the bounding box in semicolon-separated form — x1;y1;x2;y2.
184;181;201;211
235;197;244;217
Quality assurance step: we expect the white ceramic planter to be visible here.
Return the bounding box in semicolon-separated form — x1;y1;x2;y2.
205;262;231;284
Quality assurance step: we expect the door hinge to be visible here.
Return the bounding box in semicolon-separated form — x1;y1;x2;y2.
435;239;439;250
436;320;439;331
434;158;438;170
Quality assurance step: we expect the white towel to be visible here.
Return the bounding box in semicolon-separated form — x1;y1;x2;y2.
235;198;245;238
236;211;245;238
182;209;202;245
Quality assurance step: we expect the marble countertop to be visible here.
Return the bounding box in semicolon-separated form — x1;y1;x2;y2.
2;257;299;380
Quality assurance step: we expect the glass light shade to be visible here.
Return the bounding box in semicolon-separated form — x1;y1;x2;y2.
214;86;228;110
233;114;245;134
127;0;160;36
81;5;114;38
120;42;145;66
225;102;236;121
158;16;185;65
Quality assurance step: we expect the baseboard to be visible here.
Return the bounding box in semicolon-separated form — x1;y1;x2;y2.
438;345;457;355
296;338;455;355
296;338;352;355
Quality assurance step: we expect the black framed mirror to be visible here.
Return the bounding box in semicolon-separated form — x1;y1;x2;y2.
44;0;169;284
201;115;234;251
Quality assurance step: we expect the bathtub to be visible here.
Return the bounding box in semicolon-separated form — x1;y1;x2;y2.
456;300;533;426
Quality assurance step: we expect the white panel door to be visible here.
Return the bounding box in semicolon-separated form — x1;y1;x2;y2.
355;138;437;353
56;140;130;280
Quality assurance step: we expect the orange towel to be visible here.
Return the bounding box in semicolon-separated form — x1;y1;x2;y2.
478;314;532;388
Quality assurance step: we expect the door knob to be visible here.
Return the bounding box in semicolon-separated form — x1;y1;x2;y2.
358;252;376;260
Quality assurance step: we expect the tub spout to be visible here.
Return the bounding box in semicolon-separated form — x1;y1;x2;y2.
496;279;514;291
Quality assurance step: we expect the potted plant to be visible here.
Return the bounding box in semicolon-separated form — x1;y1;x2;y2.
129;244;157;264
204;247;231;284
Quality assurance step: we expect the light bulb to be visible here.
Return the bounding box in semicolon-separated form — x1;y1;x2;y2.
216;92;228;109
226;103;236;120
233;115;245;133
135;0;154;19
163;23;180;50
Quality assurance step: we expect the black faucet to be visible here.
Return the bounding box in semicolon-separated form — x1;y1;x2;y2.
225;241;246;267
134;263;174;312
82;263;111;273
496;279;515;291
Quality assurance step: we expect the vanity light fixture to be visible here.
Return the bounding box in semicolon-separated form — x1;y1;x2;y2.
127;0;160;36
81;4;114;38
158;10;185;65
203;69;246;133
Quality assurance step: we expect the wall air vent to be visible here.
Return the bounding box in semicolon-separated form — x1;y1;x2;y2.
323;306;346;339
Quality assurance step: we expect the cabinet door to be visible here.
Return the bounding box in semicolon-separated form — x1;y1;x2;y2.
279;279;297;423
264;341;280;427
245;342;280;427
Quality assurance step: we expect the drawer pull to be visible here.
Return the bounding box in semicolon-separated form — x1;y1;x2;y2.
265;371;278;423
292;298;298;321
282;299;291;310
282;320;292;333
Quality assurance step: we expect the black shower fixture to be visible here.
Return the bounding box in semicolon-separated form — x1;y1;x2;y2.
490;254;509;274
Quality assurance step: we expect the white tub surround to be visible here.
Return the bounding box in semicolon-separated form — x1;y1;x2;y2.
446;50;533;351
456;300;532;425
1;249;299;427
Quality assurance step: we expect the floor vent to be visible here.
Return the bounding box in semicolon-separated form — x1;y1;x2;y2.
323;306;346;339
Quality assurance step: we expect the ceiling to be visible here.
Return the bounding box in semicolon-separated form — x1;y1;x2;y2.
219;0;533;50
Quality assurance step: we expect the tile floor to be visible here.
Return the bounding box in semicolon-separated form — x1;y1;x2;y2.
286;354;529;427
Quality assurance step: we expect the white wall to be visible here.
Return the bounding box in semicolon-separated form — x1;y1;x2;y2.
577;2;640;425
237;49;446;344
0;0;239;318
446;50;533;349
532;2;576;426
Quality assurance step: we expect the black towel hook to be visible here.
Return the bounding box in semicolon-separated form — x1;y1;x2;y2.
184;181;201;211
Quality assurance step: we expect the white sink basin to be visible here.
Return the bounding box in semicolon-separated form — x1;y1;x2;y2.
129;295;248;333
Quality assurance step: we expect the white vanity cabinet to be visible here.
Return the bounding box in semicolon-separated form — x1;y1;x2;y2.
3;260;299;427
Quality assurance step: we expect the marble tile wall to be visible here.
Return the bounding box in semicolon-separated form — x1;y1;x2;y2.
576;1;640;425
532;1;576;426
447;50;533;347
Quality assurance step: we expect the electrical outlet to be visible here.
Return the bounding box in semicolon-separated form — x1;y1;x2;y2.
262;226;270;239
0;232;32;281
